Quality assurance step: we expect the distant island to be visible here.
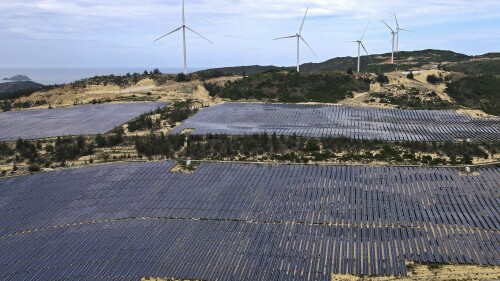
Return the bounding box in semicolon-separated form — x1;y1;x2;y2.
2;75;32;82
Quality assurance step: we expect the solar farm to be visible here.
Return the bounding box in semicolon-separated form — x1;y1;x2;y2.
0;102;167;142
0;161;498;280
170;103;500;142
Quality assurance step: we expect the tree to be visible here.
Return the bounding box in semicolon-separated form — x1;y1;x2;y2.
427;74;441;84
176;73;189;82
376;73;389;84
406;71;414;79
305;139;320;152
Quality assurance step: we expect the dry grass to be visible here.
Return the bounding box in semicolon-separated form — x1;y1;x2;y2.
331;264;500;281
13;77;238;111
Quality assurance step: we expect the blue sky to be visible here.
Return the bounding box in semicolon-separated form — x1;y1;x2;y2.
1;0;499;68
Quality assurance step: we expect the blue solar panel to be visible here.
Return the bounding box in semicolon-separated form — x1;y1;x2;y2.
0;102;167;141
170;103;500;142
0;162;499;279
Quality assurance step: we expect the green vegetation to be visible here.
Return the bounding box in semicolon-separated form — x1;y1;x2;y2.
201;50;473;75
376;73;390;84
217;70;370;103
446;75;500;116
12;99;48;109
72;69;170;88
136;133;495;165
426;74;442;84
369;89;455;110
0;81;48;100
447;56;500;75
0;100;12;112
127;101;198;132
2;131;498;176
135;133;185;157
203;82;223;97
197;66;282;76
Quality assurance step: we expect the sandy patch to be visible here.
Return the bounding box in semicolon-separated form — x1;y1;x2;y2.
330;264;500;281
456;109;495;118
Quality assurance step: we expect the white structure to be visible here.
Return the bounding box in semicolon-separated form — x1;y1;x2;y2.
381;20;397;64
351;20;371;72
274;7;317;72
393;12;411;52
155;0;213;74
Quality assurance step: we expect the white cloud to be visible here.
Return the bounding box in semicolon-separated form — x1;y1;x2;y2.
0;0;499;67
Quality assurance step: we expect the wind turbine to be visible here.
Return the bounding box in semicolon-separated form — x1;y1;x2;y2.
381;19;396;64
274;7;317;72
351;20;372;72
393;11;411;52
155;0;213;75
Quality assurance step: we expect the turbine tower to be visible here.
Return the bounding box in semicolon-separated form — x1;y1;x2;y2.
381;20;396;64
393;12;411;52
274;7;317;72
155;0;213;74
351;20;372;72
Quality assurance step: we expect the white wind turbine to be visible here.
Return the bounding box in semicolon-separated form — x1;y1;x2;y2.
351;20;372;72
274;7;317;72
393;11;411;52
155;0;213;74
381;19;396;64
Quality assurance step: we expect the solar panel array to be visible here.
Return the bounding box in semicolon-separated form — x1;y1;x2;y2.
169;103;500;142
0;102;167;142
0;162;498;280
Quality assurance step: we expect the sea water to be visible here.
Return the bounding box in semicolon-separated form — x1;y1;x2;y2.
0;67;206;85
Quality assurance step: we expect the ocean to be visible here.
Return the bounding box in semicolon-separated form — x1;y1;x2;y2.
0;67;205;85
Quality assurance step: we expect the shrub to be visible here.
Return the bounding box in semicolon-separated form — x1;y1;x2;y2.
376;74;390;84
426;74;442;84
28;163;40;173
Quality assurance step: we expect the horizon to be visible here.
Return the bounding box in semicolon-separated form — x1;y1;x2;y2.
1;1;499;69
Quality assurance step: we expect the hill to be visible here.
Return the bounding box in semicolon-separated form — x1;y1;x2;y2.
217;70;370;103
446;75;500;116
0;81;45;100
199;49;500;75
2;75;31;81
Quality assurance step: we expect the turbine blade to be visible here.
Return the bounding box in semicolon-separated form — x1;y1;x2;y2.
274;35;297;40
182;0;185;25
185;26;214;44
360;19;370;41
381;20;394;33
154;26;183;41
300;36;317;58
361;42;373;62
299;7;309;34
393;11;399;29
399;28;413;32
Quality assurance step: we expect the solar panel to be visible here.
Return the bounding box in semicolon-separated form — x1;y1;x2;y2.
170;103;500;142
0;162;498;279
0;102;167;141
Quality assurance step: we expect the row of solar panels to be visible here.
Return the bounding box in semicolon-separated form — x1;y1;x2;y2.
0;102;167;142
0;220;498;279
170;103;500;142
0;162;498;279
2;162;497;234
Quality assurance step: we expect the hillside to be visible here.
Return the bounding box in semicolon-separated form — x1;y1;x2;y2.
2;75;31;81
199;49;500;75
0;81;45;99
217;70;370;103
446;75;500;116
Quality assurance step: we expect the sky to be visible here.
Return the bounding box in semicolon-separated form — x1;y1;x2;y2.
0;0;499;69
